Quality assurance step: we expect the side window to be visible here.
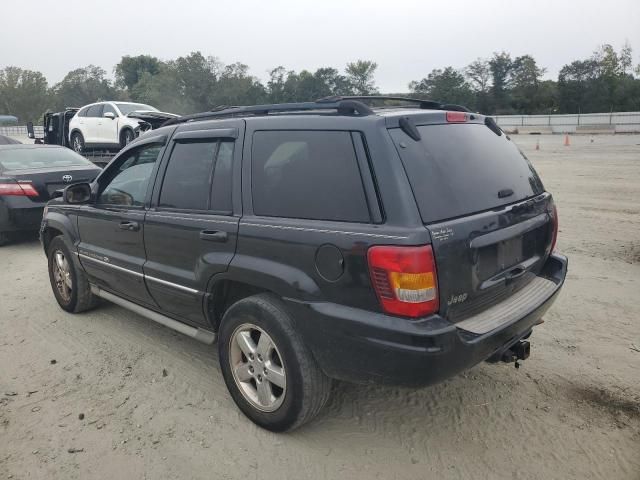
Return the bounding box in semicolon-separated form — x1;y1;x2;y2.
103;104;117;116
97;144;162;207
210;141;234;212
86;104;103;118
251;131;370;222
159;139;234;213
77;107;88;118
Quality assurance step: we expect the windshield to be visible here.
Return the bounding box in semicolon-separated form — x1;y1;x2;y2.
390;123;544;223
0;148;94;170
115;103;158;115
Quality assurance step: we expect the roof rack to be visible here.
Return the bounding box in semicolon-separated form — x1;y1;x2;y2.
162;99;375;126
317;96;472;112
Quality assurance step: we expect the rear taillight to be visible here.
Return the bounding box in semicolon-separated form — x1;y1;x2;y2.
550;203;559;252
446;111;468;123
0;181;38;197
367;245;439;318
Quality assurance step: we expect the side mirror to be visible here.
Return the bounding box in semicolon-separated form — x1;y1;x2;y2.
103;112;116;120
63;183;92;204
27;121;35;139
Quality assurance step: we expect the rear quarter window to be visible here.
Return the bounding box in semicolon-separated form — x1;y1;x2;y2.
251;130;370;223
390;123;544;223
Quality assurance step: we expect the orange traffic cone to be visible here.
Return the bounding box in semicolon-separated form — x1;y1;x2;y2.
564;134;570;147
535;139;540;150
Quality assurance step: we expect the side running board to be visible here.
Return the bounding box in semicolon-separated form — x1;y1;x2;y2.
90;285;216;344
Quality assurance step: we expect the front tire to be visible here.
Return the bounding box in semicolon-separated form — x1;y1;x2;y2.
120;129;135;148
71;132;85;154
218;294;332;432
47;236;98;313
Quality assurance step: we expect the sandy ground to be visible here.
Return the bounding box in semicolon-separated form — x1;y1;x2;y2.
1;134;639;480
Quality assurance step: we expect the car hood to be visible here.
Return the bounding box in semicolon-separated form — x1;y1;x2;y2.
126;110;179;121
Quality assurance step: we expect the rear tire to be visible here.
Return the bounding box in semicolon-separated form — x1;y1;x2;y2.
218;294;332;432
47;236;98;313
71;132;85;154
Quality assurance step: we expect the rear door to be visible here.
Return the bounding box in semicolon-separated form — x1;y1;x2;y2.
77;139;165;306
389;119;555;322
143;123;242;326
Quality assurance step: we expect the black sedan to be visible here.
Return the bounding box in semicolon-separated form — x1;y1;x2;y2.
0;145;101;245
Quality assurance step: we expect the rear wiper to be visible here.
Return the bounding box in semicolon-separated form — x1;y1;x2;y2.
498;188;514;199
485;117;503;136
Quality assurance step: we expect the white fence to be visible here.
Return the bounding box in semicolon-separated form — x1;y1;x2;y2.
494;112;640;134
0;125;44;137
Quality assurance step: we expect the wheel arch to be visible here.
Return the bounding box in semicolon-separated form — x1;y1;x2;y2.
69;128;84;141
206;260;321;332
41;212;79;255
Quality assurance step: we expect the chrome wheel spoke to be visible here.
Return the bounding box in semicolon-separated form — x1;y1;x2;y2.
234;363;253;382
235;331;256;357
257;379;274;406
256;332;273;357
265;362;285;388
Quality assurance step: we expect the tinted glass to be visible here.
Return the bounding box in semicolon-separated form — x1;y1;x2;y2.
86;105;103;117
390;123;545;223
251;131;369;222
210;141;233;212
103;104;117;116
98;145;161;206
115;103;157;115
77;107;89;118
0;147;94;170
159;141;217;211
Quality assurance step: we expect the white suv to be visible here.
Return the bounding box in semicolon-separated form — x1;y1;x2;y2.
68;101;178;153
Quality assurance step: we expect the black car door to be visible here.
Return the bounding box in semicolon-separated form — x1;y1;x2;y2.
143;123;242;326
76;136;167;307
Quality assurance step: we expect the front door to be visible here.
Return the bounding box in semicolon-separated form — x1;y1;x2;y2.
77;141;165;306
83;104;103;144
143;124;242;326
99;103;119;145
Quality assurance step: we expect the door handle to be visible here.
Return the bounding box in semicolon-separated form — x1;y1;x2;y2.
200;230;228;242
119;221;140;231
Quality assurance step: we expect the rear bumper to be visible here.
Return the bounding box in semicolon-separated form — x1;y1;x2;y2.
286;253;568;387
0;197;45;232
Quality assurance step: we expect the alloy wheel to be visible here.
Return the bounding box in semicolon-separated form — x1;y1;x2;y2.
52;250;72;302
229;323;287;412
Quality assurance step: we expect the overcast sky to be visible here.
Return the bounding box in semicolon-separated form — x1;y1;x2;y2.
2;0;639;92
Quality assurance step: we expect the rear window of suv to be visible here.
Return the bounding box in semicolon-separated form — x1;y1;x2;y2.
389;123;544;223
251;130;370;222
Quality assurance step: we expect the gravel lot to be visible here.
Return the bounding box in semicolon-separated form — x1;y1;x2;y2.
1;134;639;479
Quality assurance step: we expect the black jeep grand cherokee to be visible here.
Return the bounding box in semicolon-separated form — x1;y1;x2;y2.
41;96;567;431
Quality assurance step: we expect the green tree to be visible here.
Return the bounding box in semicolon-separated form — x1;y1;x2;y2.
130;66;194;114
212;62;266;106
115;55;162;90
345;60;378;95
174;52;220;109
52;65;121;110
488;52;514;113
465;58;491;112
0;67;50;123
409;67;474;107
510;55;548;114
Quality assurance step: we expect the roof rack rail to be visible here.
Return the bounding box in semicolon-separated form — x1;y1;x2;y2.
316;96;471;113
162;99;374;126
